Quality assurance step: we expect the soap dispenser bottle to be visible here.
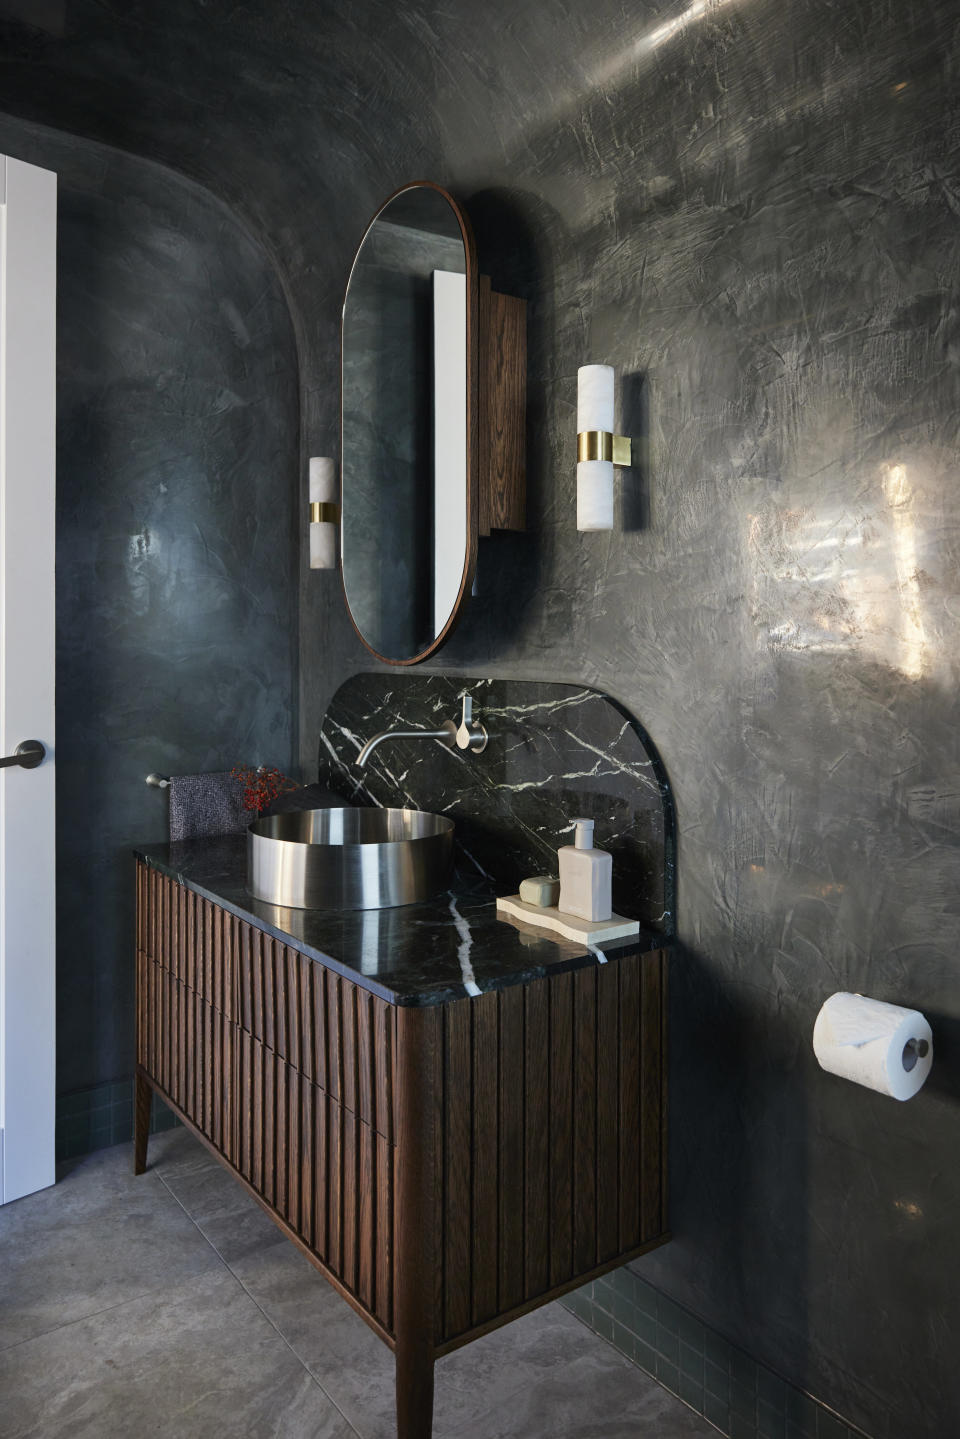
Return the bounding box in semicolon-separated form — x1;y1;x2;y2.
558;818;613;922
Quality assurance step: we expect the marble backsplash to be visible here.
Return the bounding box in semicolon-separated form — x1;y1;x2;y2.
316;673;674;934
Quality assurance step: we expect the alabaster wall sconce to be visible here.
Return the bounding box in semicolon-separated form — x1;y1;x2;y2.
576;364;633;531
308;456;339;570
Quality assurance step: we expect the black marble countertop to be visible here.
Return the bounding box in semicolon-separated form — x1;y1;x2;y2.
134;836;669;1008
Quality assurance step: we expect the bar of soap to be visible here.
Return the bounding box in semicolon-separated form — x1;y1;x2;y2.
518;875;560;908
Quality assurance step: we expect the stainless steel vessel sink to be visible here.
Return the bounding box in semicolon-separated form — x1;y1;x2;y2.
247;807;454;910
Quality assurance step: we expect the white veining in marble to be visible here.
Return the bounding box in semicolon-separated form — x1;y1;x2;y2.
447;891;482;996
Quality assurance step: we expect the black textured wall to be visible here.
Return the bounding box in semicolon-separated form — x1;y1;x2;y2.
0;114;298;1097
1;2;958;1433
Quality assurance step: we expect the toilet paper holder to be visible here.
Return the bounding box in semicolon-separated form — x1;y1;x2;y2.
902;1037;930;1072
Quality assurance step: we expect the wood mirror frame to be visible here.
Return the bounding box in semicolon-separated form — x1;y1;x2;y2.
339;181;526;667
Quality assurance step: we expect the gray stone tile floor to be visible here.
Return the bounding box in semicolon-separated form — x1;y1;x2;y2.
0;1129;717;1438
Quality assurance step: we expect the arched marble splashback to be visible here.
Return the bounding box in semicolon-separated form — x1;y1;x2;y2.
317;673;674;934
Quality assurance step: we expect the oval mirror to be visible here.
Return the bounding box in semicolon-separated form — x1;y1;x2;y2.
341;182;477;665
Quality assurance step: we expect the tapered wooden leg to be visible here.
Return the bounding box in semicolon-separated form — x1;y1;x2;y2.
134;1071;152;1175
395;1007;441;1439
396;1340;435;1439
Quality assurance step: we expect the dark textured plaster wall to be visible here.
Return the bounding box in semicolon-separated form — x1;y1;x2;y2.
0;113;298;1096
2;2;959;1434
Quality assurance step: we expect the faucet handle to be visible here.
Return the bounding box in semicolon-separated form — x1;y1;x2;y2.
455;693;488;754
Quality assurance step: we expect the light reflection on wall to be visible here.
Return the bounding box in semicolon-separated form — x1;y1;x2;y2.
589;0;739;88
747;462;930;679
882;463;927;679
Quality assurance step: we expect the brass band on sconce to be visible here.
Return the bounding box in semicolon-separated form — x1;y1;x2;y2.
576;430;632;466
309;501;341;524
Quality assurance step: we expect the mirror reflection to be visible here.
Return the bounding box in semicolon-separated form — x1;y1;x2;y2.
341;185;469;662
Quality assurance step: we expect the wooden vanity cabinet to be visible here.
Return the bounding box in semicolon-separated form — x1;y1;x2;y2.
134;861;669;1439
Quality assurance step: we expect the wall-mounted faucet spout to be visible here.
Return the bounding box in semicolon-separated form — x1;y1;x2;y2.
355;694;489;768
356;721;456;769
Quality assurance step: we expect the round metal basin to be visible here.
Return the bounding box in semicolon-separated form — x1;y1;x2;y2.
247;807;454;910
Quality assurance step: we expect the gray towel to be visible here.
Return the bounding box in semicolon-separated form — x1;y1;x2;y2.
168;771;250;842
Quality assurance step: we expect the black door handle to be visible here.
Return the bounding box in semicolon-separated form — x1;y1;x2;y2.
0;740;45;770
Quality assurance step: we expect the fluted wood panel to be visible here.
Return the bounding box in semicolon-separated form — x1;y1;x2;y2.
437;948;666;1345
141;869;397;1131
234;1026;394;1331
137;864;396;1335
138;953;237;1162
236;918;396;1141
141;865;235;1020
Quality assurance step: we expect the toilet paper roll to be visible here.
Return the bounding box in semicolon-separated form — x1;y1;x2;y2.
813;992;933;1101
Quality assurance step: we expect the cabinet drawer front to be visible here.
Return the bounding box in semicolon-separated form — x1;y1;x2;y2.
236;1028;394;1334
236;935;396;1144
138;863;236;1020
137;862;397;1142
137;951;238;1162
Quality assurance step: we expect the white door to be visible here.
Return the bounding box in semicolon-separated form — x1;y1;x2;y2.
0;154;56;1204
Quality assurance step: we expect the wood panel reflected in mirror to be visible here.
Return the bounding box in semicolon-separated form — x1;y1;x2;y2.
340;182;525;666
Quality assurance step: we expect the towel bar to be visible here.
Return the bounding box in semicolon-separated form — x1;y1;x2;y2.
147;767;266;789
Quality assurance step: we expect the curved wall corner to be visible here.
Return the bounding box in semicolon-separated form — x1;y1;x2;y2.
0;111;300;1101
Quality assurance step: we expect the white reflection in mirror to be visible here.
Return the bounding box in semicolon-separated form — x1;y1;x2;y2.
433;270;467;636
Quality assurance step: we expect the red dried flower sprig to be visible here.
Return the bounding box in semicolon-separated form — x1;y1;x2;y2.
232;764;298;815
